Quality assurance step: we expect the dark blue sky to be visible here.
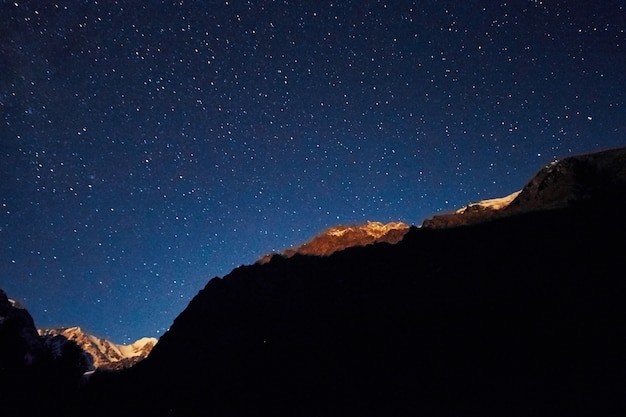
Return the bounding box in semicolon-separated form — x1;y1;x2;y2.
1;0;624;344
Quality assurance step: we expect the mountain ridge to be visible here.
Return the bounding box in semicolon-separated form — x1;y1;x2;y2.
80;146;626;417
4;146;626;416
38;327;156;371
423;146;626;228
257;220;409;263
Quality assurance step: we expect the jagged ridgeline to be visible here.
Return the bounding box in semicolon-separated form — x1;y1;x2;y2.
0;289;157;415
38;327;156;371
79;147;626;417
257;220;410;263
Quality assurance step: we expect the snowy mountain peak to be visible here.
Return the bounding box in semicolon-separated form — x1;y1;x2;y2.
117;337;158;358
38;327;157;370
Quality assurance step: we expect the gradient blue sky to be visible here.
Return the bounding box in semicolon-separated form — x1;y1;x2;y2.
1;0;624;344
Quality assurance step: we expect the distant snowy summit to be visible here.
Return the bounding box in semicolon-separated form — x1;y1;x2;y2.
258;221;410;263
423;146;626;228
1;287;156;374
39;327;157;371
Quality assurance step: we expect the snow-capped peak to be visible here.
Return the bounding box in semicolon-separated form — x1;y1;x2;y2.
117;337;158;357
38;327;157;370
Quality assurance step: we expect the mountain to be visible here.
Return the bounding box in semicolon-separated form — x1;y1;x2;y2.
1;290;93;416
423;146;626;228
39;327;157;371
1;288;157;415
504;146;626;211
0;289;47;371
257;221;409;263
79;146;626;417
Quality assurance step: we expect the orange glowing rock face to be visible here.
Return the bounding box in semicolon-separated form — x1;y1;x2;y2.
258;221;410;263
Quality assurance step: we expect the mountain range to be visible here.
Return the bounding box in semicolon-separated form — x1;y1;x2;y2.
39;327;156;371
80;146;626;417
3;146;626;417
0;290;157;415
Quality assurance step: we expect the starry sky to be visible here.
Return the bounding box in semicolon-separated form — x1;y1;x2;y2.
1;0;624;344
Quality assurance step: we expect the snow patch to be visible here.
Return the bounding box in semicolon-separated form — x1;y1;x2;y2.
456;191;521;214
8;298;25;309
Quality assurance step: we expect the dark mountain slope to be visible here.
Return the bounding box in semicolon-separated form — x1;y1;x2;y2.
77;147;626;416
507;145;626;212
0;290;92;416
83;197;626;416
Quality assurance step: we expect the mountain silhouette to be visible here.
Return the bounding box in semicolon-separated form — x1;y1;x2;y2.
0;290;93;416
78;146;626;417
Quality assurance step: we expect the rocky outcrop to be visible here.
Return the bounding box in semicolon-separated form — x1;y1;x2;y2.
257;221;409;263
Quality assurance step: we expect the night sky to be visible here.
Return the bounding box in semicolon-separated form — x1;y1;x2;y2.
1;0;624;344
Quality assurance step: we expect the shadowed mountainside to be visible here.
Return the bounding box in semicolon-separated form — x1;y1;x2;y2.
80;147;626;417
0;290;92;416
